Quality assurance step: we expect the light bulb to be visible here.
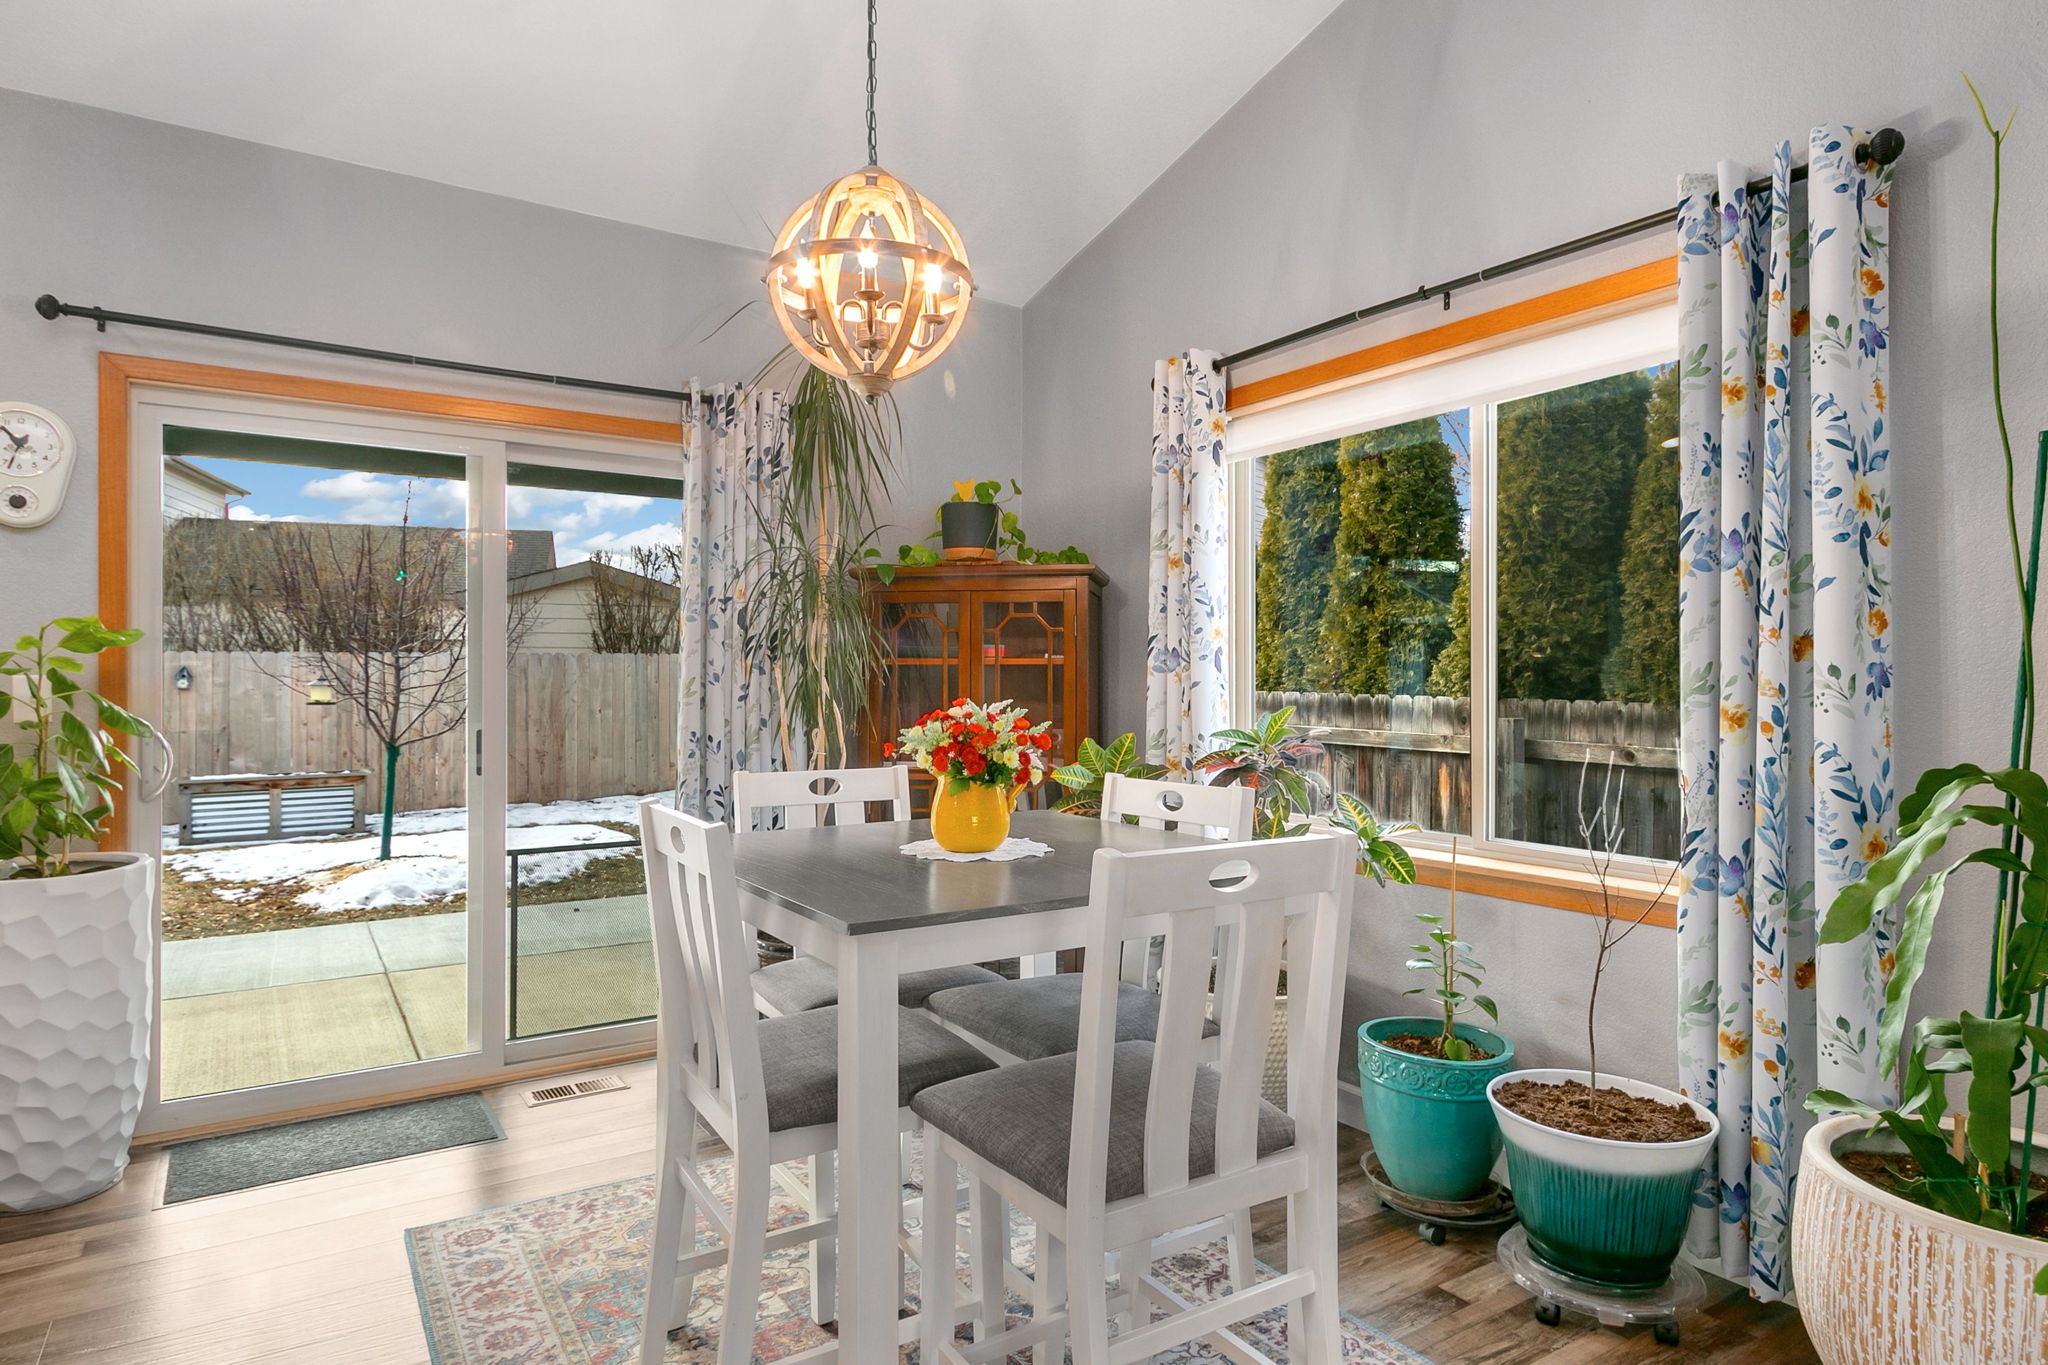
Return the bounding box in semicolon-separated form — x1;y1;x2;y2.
922;263;944;293
858;245;880;270
796;255;817;287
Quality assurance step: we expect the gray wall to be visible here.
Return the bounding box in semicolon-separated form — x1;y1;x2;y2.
0;87;1021;646
1022;0;2048;1085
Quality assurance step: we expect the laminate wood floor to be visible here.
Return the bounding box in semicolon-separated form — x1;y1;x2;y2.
0;1061;1816;1363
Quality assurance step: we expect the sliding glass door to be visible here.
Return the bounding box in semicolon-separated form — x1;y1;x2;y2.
128;391;678;1131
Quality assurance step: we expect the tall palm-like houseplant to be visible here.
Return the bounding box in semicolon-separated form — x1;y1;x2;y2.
749;353;900;768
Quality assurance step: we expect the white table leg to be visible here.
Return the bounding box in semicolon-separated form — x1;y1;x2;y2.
836;934;902;1365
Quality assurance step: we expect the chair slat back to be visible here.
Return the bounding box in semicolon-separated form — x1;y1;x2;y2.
1097;775;1252;987
1098;773;1253;841
732;766;911;831
1068;832;1356;1206
639;799;765;1148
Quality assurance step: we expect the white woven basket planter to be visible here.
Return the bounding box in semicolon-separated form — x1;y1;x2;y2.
1793;1112;2048;1365
0;854;155;1214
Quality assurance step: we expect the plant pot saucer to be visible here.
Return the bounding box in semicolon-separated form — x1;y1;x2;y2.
1362;1150;1517;1245
1496;1224;1703;1346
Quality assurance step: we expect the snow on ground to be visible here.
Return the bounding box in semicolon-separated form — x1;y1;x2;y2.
162;793;657;913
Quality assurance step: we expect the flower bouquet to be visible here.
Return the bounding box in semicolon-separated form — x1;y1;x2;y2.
892;697;1054;852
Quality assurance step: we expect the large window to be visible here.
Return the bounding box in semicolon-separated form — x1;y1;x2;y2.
1230;306;1678;866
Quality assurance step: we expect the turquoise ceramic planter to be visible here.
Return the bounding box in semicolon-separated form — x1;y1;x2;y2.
1357;1016;1515;1202
1487;1068;1718;1290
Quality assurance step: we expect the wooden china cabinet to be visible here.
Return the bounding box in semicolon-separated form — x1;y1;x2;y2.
860;561;1106;815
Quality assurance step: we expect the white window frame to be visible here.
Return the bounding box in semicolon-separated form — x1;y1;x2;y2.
1223;302;1680;876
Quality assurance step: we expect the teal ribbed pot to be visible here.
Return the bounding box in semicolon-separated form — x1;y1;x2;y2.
1357;1017;1515;1202
1487;1068;1718;1290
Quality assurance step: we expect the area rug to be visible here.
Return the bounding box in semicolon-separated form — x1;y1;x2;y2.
406;1155;1431;1364
165;1092;502;1203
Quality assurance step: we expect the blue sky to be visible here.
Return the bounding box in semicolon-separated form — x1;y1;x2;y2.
187;454;683;565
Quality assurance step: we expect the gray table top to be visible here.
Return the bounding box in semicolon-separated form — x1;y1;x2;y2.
731;808;1208;936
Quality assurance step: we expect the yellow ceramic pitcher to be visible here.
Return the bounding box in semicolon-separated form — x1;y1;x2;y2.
930;781;1020;854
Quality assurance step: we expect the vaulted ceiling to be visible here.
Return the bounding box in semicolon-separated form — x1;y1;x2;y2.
0;0;1345;304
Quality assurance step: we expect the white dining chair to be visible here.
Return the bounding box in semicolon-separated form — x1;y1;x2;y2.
635;799;1005;1365
733;765;1004;1016
911;830;1357;1365
922;774;1260;1335
922;774;1254;1063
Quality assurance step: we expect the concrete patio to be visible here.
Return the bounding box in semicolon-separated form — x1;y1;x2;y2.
159;896;655;1099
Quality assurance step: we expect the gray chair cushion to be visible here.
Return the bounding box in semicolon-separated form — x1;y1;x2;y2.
752;957;1004;1015
909;1040;1294;1204
924;974;1220;1062
757;1005;998;1132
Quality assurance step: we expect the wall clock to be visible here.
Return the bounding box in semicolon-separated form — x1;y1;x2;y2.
0;402;76;530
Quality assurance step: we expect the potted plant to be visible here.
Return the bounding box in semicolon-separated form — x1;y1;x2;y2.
884;479;1088;576
1048;732;1163;818
1193;706;1329;838
0;617;167;1213
1790;82;2048;1364
1486;762;1703;1289
893;697;1055;852
1358;834;1517;1203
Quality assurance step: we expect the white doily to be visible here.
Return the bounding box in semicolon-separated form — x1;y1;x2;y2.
900;837;1054;863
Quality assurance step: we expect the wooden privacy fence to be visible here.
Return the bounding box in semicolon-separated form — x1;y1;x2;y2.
1257;690;1681;859
162;651;680;817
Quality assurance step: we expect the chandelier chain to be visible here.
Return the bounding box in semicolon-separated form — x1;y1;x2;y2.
865;0;879;166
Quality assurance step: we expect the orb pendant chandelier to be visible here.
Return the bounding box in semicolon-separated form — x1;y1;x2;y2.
764;0;974;399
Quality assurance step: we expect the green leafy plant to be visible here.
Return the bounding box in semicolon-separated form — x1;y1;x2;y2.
1327;793;1419;886
1803;78;2048;1295
1404;899;1495;1061
1049;733;1165;818
0;618;162;878
873;478;1086;581
1194;707;1330;839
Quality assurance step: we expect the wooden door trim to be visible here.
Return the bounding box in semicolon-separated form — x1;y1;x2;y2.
1224;257;1677;413
96;352;685;847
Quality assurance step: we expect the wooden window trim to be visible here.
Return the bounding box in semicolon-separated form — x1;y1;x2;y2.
1225;257;1677;414
96;351;684;847
1405;844;1677;928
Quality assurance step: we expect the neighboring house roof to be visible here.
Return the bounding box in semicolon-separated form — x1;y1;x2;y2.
165;455;251;499
509;558;679;602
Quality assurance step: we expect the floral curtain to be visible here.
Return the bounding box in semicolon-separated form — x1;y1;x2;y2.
1144;349;1231;774
675;383;792;824
1675;130;1895;1302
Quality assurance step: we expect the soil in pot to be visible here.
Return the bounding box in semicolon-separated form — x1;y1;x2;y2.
1380;1031;1497;1062
1494;1077;1709;1143
1841;1148;2048;1239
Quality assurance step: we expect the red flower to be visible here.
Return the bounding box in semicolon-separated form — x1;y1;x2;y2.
1033;733;1053;750
881;741;895;758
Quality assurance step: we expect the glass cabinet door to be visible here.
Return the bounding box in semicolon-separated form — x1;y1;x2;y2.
980;596;1071;804
879;599;963;812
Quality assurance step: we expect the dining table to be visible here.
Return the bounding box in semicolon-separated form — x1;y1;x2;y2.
730;806;1213;1363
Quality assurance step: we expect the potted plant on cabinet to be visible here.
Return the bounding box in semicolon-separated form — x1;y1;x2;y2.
1485;762;1704;1289
1790;81;2048;1365
1359;836;1518;1203
0;617;168;1213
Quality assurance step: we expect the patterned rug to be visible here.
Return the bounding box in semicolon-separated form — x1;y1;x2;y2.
406;1156;1431;1364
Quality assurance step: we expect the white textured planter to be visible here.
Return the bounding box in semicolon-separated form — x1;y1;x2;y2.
0;854;154;1214
1487;1068;1718;1288
1793;1113;2048;1365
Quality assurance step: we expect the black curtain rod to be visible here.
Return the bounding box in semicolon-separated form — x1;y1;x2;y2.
1218;127;1905;372
32;293;711;405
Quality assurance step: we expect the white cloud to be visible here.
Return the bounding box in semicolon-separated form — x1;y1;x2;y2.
559;520;684;566
507;488;655;535
297;471;467;526
226;504;309;523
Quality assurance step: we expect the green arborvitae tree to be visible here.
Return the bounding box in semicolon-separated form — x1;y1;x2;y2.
1427;559;1471;695
1254;441;1341;691
1494;371;1649;700
1313;418;1463;694
1605;366;1681;705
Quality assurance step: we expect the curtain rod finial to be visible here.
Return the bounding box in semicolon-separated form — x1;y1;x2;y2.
1862;127;1906;167
33;294;61;320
